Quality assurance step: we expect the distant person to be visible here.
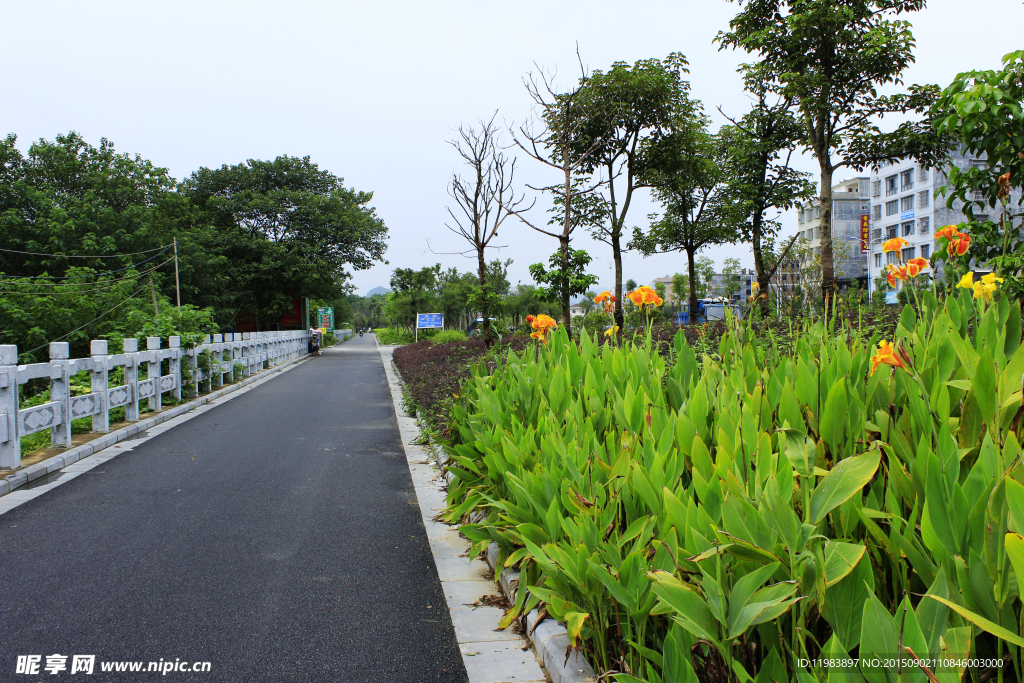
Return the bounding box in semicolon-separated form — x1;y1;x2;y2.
309;327;321;356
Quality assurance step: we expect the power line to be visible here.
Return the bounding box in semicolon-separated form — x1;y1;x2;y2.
0;244;171;258
0;257;175;294
0;245;174;280
19;283;153;359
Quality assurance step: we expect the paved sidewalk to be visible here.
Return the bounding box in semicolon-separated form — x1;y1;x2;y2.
0;335;468;682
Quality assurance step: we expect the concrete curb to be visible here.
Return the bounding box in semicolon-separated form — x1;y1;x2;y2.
394;358;598;683
381;346;547;683
1;354;309;499
480;544;597;683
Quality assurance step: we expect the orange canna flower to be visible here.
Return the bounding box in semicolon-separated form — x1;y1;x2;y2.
882;237;910;254
950;232;971;257
525;314;535;324
935;224;959;241
871;340;906;375
531;313;557;330
886;264;908;287
905;257;929;277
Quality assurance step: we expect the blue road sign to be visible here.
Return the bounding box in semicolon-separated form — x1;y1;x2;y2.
416;313;444;329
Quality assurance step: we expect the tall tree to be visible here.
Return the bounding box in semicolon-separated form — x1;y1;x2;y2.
718;0;941;301
183;155;388;329
717;71;816;315
445;117;523;346
507;61;611;332
387;265;440;330
570;53;697;327
633;125;737;315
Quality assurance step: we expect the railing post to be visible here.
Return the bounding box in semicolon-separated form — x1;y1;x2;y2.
169;336;181;402
229;334;239;380
242;333;251;376
49;342;72;448
91;340;109;433
124;338;139;422
0;344;20;469
197;335;210;394
147;337;162;413
212;334;224;387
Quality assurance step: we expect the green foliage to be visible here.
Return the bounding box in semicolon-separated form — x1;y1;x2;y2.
0;132;388;353
934;50;1024;298
443;288;1024;681
375;327;418;345
529;249;599;309
432;329;468;344
182;154;387;329
718;0;948;298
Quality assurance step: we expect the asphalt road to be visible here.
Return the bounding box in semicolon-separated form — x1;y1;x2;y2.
0;335;469;683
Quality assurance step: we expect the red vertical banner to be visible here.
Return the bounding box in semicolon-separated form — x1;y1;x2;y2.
860;215;870;254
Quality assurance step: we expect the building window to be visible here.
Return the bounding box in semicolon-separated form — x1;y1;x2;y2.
887;225;898;239
902;246;915;261
872;205;882;220
871;228;882;243
918;190;930;208
918;216;930;233
872;180;881;197
901;196;914;213
886;200;899;216
902;221;914;236
885;175;898;196
887;251;899;265
874;253;882;267
920;244;930;259
918;167;929;182
901;169;914;190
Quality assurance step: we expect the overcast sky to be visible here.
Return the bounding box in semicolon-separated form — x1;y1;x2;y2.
2;0;1020;295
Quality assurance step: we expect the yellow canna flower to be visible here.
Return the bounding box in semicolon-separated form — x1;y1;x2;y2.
604;325;619;338
981;272;1004;286
957;272;975;290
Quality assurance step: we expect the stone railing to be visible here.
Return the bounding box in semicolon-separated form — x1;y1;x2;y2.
0;331;310;469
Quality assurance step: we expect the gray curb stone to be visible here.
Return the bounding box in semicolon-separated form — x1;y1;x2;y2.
1;355;308;499
408;363;598;683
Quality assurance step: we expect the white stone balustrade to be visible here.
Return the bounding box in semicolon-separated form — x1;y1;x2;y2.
0;330;310;469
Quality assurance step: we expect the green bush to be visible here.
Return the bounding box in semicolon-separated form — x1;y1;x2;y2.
322;332;337;347
432;330;468;344
444;290;1024;682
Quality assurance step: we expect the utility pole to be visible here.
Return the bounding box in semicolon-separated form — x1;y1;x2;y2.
150;277;159;317
173;237;181;311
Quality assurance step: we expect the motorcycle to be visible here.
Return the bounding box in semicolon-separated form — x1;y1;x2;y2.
359;331;364;337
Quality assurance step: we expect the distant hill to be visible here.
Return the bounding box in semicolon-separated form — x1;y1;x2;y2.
365;286;391;297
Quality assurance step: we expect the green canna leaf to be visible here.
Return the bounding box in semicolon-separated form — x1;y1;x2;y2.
809;449;881;524
924;593;1024;647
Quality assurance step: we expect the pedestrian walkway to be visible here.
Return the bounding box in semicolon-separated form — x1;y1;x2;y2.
0;335;469;682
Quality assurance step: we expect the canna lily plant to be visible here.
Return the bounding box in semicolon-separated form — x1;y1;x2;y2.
442;272;1024;683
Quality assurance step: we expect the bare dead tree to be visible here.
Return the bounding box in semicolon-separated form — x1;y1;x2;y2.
445;113;525;346
503;57;612;333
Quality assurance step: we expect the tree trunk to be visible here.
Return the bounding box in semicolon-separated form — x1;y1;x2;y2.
751;218;771;318
560;158;573;340
560;235;572;337
612;231;624;329
477;247;492;347
686;247;699;319
818;165;837;303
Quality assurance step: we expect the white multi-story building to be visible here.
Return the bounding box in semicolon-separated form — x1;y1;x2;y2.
865;149;1022;298
866;160;937;296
